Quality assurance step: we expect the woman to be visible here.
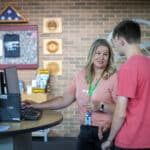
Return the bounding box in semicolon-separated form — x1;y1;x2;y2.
24;39;117;150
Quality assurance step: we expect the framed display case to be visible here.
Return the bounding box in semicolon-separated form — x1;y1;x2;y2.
0;25;38;69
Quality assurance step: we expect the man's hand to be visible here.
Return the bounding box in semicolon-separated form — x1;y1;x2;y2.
98;126;103;140
101;140;112;150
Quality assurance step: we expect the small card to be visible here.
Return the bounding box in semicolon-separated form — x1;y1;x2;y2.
0;125;10;131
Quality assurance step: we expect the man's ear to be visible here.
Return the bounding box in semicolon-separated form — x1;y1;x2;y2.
119;37;127;47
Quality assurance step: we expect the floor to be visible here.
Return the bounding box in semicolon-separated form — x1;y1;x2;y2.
32;137;77;150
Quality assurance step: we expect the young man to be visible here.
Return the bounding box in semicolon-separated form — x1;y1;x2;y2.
101;20;150;150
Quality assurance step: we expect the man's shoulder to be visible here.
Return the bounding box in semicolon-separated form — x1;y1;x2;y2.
119;55;150;75
128;55;150;65
120;55;147;69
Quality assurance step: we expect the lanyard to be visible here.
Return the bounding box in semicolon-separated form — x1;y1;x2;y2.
88;73;102;98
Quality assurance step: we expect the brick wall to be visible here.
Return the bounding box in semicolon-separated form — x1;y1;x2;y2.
0;0;150;137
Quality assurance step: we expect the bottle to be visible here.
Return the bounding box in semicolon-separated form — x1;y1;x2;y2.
40;79;45;88
84;111;92;126
18;80;24;93
26;82;32;95
36;75;41;88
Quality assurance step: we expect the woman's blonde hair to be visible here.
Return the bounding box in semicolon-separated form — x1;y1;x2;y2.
85;39;116;83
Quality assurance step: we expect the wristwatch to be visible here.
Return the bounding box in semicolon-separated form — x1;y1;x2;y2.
100;103;104;112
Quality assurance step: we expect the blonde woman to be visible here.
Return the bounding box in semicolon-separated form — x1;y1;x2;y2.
24;39;117;150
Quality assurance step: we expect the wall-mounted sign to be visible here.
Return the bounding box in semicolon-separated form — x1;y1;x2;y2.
43;18;62;33
43;60;62;75
43;39;62;55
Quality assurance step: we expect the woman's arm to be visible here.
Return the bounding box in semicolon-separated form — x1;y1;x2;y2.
23;91;76;110
85;101;115;115
100;102;115;114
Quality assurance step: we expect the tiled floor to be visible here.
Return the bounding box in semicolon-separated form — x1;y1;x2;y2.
32;137;77;150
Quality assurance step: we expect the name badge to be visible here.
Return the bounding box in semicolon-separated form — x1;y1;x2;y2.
82;89;88;93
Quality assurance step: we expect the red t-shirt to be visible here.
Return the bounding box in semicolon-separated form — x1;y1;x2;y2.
115;55;150;149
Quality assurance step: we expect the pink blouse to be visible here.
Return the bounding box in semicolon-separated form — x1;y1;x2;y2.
67;69;117;128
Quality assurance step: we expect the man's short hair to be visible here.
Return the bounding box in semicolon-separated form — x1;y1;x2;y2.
113;20;141;44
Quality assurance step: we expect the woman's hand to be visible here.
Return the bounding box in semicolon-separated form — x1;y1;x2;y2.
22;100;41;109
84;101;106;112
84;101;100;112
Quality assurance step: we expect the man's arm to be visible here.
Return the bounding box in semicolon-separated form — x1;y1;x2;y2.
101;96;128;150
108;96;128;141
